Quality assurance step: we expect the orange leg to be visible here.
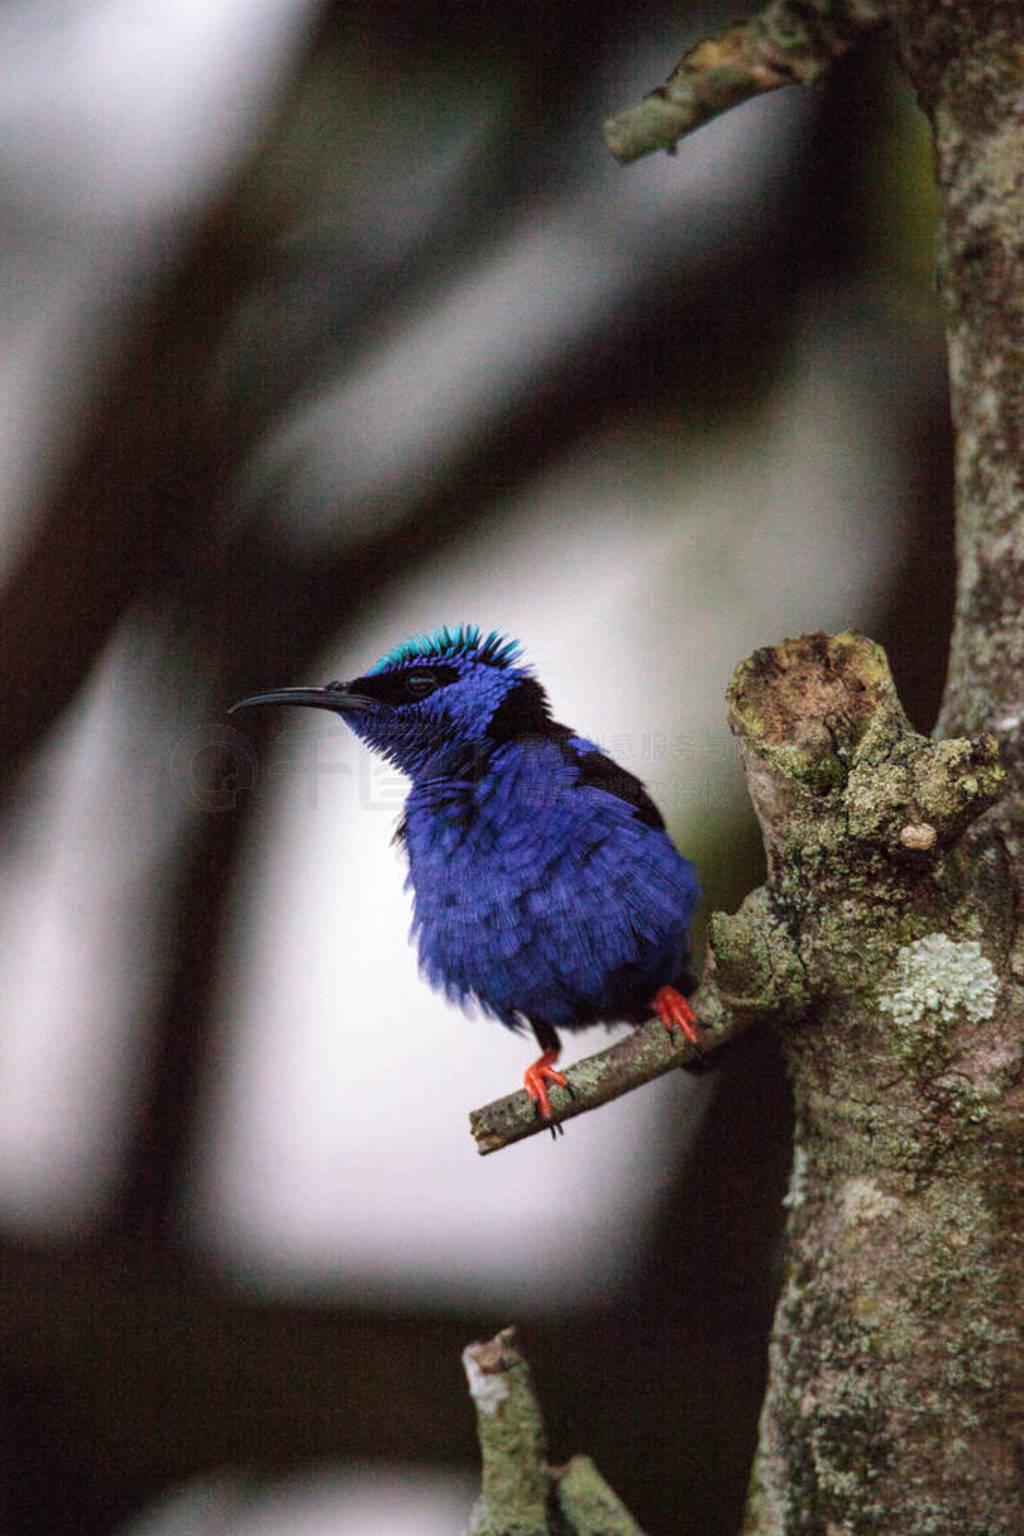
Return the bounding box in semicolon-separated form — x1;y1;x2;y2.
523;1045;568;1121
653;984;701;1045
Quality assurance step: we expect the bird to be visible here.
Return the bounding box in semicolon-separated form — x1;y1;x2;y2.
231;625;702;1126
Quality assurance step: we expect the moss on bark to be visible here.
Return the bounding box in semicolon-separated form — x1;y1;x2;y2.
728;634;1022;1534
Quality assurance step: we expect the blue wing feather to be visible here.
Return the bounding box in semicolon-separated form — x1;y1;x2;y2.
404;735;700;1034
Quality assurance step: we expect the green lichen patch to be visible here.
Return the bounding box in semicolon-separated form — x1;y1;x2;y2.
878;933;999;1082
838;1175;900;1227
707;886;809;1013
880;933;999;1027
840;724;1002;856
912;735;1005;834
553;1456;649;1535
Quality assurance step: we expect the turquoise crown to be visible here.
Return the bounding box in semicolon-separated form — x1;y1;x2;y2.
369;625;523;674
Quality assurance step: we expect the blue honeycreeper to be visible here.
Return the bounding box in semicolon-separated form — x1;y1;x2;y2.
231;626;702;1122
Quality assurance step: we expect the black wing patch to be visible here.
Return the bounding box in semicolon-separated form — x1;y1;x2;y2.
485;695;667;830
549;726;665;831
485;677;552;744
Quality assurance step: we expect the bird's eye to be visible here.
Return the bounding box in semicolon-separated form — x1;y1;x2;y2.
405;671;438;698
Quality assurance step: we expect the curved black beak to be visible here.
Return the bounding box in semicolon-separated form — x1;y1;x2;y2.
229;684;370;715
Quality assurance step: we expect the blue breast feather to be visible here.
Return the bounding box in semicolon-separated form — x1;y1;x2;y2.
402;733;700;1031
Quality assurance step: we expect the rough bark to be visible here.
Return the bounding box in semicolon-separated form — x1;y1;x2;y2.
901;0;1024;751
597;4;1024;1529
731;635;1020;1534
740;9;1024;1529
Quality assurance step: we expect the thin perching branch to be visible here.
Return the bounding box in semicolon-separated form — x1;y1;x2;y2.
603;0;886;163
470;884;806;1153
470;976;757;1154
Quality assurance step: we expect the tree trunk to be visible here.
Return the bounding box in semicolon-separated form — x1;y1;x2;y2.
743;4;1024;1530
731;636;1019;1534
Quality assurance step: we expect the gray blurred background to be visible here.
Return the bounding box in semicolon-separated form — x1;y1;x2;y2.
0;1;950;1532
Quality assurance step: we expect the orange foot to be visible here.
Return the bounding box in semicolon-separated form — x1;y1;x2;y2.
523;1046;568;1122
653;985;701;1047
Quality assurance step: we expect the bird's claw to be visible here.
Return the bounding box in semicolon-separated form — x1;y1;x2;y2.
653;985;703;1050
524;1046;569;1124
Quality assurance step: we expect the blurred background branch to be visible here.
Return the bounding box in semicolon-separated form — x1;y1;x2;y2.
464;1326;647;1535
604;0;886;162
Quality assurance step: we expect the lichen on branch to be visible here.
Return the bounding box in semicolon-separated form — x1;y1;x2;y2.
603;0;887;163
463;1326;648;1536
727;634;1021;1535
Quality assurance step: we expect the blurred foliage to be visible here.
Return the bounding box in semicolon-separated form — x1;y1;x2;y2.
858;46;939;298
